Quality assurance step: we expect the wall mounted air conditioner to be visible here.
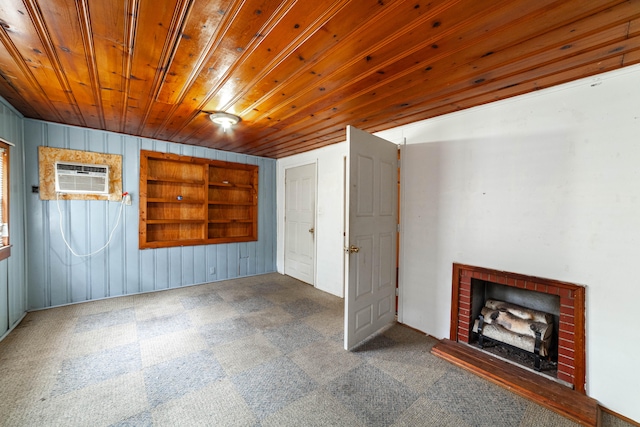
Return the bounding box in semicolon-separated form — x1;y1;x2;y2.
55;161;110;195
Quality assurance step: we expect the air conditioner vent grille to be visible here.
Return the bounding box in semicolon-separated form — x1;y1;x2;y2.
55;161;110;195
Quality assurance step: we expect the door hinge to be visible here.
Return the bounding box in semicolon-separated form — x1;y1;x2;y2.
395;288;399;296
397;223;400;232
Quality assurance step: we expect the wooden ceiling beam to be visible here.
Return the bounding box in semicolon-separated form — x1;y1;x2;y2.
124;0;180;134
0;19;62;122
134;0;193;135
0;72;42;119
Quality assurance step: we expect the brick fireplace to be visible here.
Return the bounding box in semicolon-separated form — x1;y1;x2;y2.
450;263;586;392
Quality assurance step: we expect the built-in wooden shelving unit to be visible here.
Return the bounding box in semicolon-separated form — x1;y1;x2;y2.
139;150;258;249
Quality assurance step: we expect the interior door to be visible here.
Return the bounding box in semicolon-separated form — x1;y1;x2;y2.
284;163;316;285
344;126;398;350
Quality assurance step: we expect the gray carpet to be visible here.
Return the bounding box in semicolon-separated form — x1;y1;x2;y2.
0;273;631;426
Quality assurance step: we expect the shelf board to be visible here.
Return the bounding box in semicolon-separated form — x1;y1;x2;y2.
208;219;253;224
147;198;205;204
142;238;206;247
209;181;253;189
147;176;205;185
208;201;254;205
205;235;256;243
146;219;206;224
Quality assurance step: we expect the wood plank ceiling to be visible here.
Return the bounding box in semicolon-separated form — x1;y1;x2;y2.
0;0;638;158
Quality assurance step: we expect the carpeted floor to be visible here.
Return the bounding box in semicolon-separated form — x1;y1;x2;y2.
0;273;632;426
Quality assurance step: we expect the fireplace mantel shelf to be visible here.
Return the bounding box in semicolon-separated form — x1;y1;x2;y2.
432;339;600;427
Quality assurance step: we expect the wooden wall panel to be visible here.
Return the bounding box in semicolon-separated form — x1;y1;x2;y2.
23;119;276;310
0;97;26;338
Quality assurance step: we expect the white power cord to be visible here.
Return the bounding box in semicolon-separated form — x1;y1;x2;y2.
56;192;126;257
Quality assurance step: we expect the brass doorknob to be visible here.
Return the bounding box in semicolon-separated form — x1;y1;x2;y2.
347;245;359;254
309;227;314;233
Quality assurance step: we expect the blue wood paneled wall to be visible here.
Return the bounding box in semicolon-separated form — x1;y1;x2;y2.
24;120;276;310
0;98;27;338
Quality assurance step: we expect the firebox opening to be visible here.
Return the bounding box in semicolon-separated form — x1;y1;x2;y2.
470;278;561;380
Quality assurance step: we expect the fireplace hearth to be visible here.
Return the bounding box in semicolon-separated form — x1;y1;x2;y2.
432;264;596;425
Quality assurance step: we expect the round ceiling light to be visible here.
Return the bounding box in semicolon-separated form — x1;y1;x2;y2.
209;112;241;132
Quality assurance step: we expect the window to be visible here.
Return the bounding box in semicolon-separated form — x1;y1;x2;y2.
0;140;10;261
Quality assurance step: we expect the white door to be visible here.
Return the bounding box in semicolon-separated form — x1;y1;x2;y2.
284;163;316;285
344;126;398;350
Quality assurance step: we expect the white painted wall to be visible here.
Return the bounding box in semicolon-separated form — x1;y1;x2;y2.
276;64;640;421
277;142;347;297
375;64;640;421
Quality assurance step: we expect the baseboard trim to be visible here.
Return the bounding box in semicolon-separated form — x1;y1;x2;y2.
600;406;640;427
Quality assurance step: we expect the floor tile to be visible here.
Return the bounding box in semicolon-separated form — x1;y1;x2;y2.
180;291;224;310
303;309;344;337
53;342;141;396
109;410;154;427
143;349;225;408
214;334;282;376
290;340;363;385
519;402;581;427
262;389;365;427
198;317;256;346
187;302;238;326
139;328;208;368
151;378;257;427
327;364;419;426
243;305;295;331
425;368;529;427
66;323;138;359
134;298;185;322
74;307;136;333
263;322;323;354
369;356;450;394
281;297;326;319
8;372;148;427
231;356;317;419
228;295;275;314
136;312;191;340
391;396;472;427
250;281;288;294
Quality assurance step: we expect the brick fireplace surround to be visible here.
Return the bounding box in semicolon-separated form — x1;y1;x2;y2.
450;263;586;392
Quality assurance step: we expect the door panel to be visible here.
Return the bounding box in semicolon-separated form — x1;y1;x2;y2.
284;163;316;285
356;155;374;215
345;126;398;350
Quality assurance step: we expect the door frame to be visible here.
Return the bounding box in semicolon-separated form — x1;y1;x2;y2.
283;161;318;287
397;139;406;324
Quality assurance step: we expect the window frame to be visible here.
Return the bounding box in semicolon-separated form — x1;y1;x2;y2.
0;139;11;261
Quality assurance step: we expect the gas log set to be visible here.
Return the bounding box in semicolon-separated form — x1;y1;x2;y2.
473;299;554;371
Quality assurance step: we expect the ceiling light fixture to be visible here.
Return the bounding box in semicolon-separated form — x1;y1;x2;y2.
209;111;241;132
